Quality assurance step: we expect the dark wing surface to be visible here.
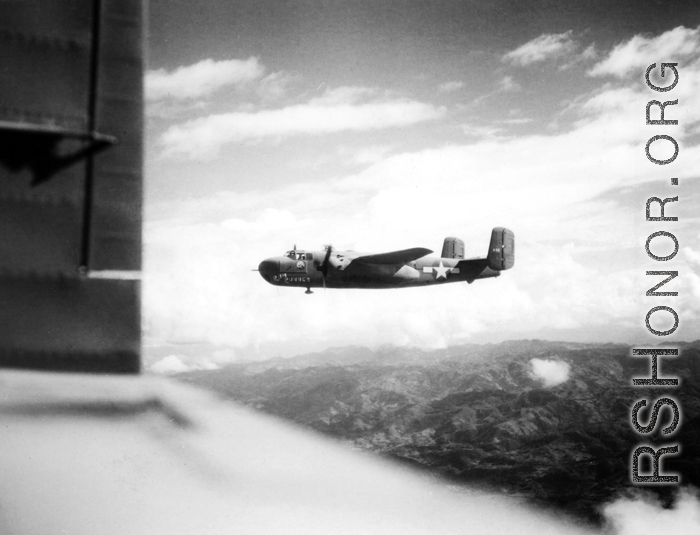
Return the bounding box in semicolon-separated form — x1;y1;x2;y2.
0;0;143;373
455;258;489;282
352;248;432;265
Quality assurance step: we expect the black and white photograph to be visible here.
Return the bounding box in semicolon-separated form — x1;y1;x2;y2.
1;0;699;533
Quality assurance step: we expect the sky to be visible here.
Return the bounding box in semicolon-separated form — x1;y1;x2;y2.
143;0;700;370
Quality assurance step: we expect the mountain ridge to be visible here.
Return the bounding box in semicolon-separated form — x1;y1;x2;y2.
177;339;700;525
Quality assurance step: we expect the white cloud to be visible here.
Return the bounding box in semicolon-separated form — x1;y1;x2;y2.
347;145;394;165
497;75;521;92
460;124;504;138
603;488;700;535
149;355;190;374
500;118;532;125
146;57;265;101
590;26;700;78
528;358;571;387
313;86;378;105
684;246;700;266
258;70;298;101
439;81;465;93
159;87;446;158
559;44;599;71
503;31;576;66
149;354;219;374
581;44;597;61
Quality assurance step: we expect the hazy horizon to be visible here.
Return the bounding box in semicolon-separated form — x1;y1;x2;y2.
144;334;700;374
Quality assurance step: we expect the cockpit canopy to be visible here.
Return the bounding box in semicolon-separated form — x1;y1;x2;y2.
285;250;313;261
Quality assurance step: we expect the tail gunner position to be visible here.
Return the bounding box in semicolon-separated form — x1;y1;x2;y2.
258;227;514;294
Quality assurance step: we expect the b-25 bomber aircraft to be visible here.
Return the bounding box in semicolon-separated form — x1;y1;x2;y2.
258;227;514;293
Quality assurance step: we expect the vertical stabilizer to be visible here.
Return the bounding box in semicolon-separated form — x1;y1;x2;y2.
486;227;514;271
441;237;465;259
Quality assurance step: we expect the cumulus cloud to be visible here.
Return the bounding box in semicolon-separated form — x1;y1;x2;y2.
439;81;465;93
603;488;700;535
503;31;577;66
589;26;700;78
146;57;265;101
529;358;571;387
159;86;445;158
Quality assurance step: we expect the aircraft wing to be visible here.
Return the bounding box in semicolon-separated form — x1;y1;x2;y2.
352;247;433;265
0;0;143;373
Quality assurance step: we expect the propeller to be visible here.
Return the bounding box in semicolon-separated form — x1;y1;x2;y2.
317;244;333;289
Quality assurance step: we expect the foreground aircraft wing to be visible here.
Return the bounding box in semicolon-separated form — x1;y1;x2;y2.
352;247;433;265
0;0;142;372
0;370;597;535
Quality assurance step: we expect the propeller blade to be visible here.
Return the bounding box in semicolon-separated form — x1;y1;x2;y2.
318;245;333;289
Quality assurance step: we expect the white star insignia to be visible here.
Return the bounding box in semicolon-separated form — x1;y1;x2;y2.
433;261;449;279
423;262;460;279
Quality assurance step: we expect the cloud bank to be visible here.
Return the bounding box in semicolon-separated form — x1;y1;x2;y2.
603;488;700;535
159;86;446;158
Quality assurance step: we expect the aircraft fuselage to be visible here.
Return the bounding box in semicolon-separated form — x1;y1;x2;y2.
258;228;514;292
258;251;499;290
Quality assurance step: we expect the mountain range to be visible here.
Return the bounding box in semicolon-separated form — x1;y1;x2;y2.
176;340;700;525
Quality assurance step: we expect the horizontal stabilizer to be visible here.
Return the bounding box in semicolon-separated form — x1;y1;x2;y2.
353;247;432;265
455;258;489;282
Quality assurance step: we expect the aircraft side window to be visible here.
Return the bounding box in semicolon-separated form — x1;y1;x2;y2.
306;253;313;261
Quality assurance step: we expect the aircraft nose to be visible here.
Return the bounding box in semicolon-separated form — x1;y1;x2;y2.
258;258;279;282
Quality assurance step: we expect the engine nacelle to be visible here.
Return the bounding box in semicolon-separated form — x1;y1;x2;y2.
441;237;465;259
